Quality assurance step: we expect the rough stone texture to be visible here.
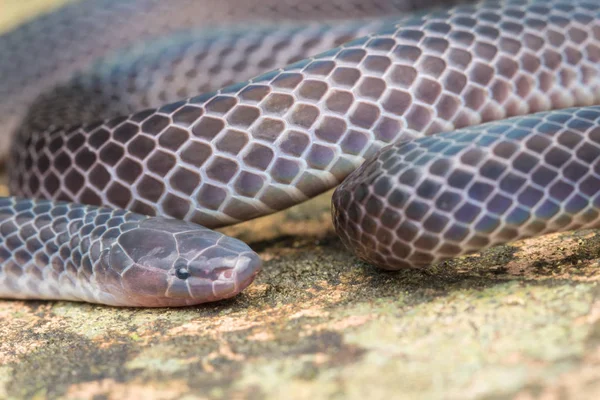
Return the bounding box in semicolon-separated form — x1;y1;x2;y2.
3;188;600;399
3;2;600;400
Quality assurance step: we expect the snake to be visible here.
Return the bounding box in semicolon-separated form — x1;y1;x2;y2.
1;0;599;307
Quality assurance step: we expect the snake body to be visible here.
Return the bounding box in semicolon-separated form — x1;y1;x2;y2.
333;107;600;269
2;0;600;306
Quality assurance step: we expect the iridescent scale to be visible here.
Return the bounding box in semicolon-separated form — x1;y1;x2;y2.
333;107;600;269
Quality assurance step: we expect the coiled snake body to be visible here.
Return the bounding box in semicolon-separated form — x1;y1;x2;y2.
1;0;600;306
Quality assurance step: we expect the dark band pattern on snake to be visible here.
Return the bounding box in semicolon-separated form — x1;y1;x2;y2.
1;0;600;306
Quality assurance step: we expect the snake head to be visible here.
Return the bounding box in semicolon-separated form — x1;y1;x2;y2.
97;217;261;307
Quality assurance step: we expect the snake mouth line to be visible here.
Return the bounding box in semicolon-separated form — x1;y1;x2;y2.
206;254;262;300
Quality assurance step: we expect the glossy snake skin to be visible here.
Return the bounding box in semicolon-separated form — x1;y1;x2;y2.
333;107;600;269
2;0;600;305
0;0;450;157
0;198;260;306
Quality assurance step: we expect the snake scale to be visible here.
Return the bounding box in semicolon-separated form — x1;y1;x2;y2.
1;0;599;306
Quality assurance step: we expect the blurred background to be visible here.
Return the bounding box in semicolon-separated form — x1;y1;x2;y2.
1;0;69;32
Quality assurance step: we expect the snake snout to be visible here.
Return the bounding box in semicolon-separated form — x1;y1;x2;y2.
185;249;262;302
212;251;262;299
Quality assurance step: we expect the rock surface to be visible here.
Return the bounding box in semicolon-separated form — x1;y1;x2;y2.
3;2;600;399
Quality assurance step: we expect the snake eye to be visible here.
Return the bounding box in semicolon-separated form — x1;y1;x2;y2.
175;267;190;280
